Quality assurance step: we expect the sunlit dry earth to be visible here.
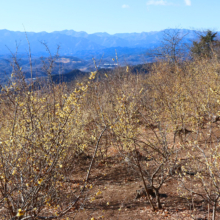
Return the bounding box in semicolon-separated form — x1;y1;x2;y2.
62;157;210;220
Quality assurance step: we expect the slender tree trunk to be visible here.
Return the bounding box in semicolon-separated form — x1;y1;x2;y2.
212;202;216;220
134;148;155;211
155;190;162;209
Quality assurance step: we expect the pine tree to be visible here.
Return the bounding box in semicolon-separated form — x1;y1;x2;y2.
191;30;219;58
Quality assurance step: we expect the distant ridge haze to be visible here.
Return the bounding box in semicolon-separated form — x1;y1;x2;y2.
0;29;200;57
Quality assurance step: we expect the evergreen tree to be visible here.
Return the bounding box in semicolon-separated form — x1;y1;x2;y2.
191;30;219;58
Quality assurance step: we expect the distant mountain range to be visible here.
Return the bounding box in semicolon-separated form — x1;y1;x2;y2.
0;29;200;58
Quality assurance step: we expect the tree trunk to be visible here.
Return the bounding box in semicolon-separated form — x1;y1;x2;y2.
134;148;155;211
155;190;162;209
212;202;216;220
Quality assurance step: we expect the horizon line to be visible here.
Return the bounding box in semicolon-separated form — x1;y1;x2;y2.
0;28;199;35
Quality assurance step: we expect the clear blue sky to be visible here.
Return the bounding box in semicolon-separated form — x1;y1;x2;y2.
0;0;219;34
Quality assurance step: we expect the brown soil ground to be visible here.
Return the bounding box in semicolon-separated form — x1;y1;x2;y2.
63;154;216;220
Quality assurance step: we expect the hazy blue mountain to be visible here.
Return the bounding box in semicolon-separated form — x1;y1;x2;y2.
0;29;104;56
53;30;89;38
0;29;202;58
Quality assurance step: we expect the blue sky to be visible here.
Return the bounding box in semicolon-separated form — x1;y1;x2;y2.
0;0;219;34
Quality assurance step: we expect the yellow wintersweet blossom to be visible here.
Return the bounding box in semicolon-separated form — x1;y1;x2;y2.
90;197;96;202
12;169;16;175
96;190;102;196
89;71;97;80
16;209;25;217
38;178;43;185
